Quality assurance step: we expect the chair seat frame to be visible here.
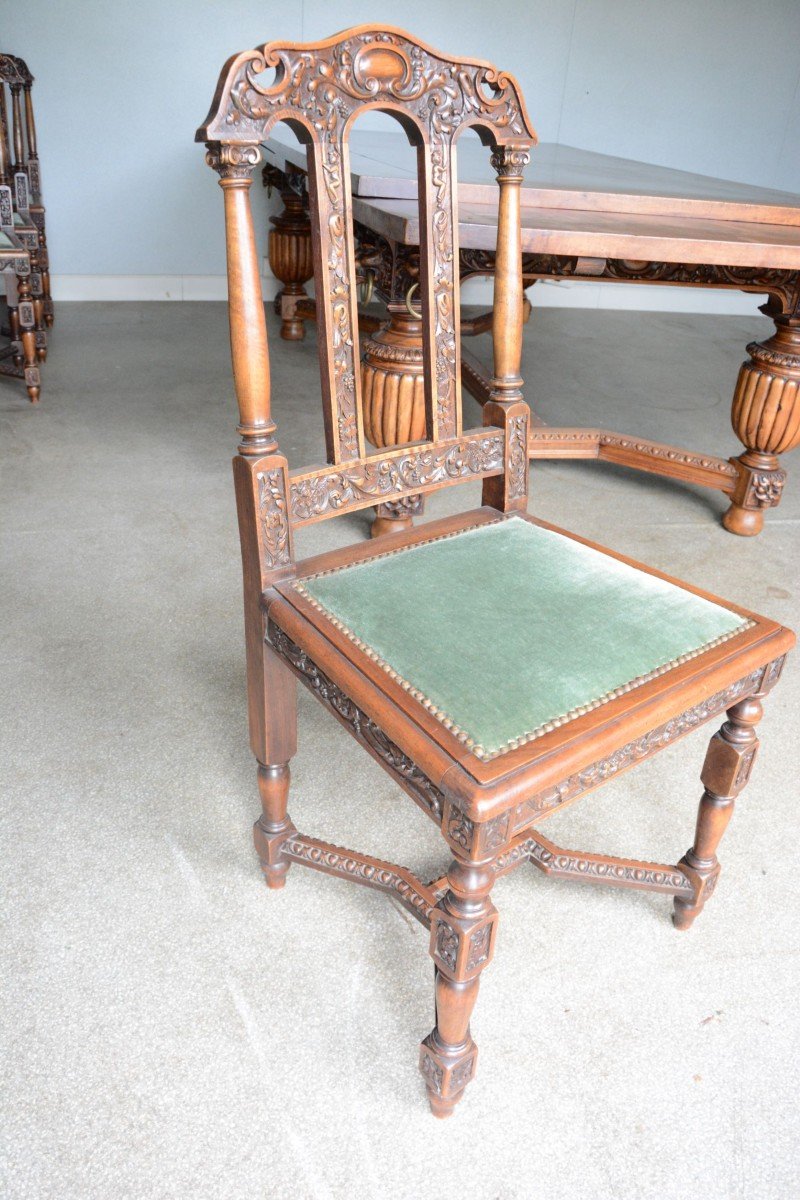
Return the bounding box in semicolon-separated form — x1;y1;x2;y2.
198;26;794;1116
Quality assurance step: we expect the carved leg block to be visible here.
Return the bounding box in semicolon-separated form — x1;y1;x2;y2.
673;696;762;930
723;316;800;536
420;858;498;1116
253;762;296;890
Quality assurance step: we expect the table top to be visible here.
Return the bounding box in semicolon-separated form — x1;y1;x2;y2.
265;129;800;227
265;130;800;269
352;196;800;268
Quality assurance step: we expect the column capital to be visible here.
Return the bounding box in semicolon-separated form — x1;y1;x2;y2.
205;141;262;181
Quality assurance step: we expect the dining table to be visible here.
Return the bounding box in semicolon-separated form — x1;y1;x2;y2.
262;129;800;537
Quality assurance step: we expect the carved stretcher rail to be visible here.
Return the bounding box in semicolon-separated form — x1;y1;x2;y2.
528;427;738;491
491;830;694;895
288;427;504;524
282;833;437;926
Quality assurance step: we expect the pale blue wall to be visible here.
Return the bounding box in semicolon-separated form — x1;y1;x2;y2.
3;0;800;278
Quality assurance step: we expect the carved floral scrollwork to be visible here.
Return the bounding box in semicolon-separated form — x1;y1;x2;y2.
458;251;800;319
257;469;291;569
506;413;529;500
289;433;504;521
466;924;492;969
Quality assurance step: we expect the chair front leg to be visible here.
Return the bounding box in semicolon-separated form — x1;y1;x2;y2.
420;854;499;1117
673;694;763;930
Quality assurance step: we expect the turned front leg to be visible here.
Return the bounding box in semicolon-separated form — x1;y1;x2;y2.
420;855;498;1117
723;309;800;536
674;695;763;929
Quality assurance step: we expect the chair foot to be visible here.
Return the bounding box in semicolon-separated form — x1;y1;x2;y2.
419;1031;478;1118
673;694;763;929
672;896;701;931
721;501;763;537
253;762;295;890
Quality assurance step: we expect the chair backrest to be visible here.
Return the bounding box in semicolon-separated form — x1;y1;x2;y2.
0;55;40;201
198;26;536;586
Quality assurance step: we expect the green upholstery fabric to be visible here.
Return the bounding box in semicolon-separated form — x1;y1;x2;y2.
298;519;749;758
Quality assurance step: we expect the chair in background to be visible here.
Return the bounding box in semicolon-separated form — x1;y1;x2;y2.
0;53;51;352
0;182;40;401
198;27;794;1116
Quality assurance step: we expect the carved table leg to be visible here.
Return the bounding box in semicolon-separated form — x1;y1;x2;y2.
723;308;800;536
419;854;499;1117
361;303;426;536
673;694;763;929
253;762;297;890
267;177;313;342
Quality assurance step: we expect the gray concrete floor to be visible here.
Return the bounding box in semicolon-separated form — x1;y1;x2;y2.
2;303;799;1200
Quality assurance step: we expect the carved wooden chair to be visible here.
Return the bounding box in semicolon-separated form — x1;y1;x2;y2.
0;183;40;401
0;54;51;348
198;27;794;1116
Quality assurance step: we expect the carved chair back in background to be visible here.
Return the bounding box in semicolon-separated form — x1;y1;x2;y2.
198;27;793;1115
0;53;52;357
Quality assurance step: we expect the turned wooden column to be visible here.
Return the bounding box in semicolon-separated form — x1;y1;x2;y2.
208;143;277;456
207;140;298;889
723;298;800;536
265;168;314;341
0;90;9;185
482;144;531;514
9;84;23;173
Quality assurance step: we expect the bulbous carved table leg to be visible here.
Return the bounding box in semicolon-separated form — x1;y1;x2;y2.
723;310;800;536
420;855;499;1117
361;304;427;537
268;181;314;342
673;695;763;930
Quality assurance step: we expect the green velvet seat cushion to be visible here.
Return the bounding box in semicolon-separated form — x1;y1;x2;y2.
297;518;750;760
